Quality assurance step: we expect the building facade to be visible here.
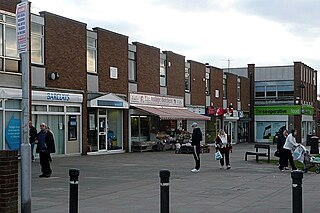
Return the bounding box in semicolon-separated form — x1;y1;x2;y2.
1;0;288;156
226;62;317;143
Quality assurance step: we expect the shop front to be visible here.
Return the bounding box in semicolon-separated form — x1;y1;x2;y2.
0;88;83;156
32;91;83;155
129;93;210;152
254;105;315;143
87;93;129;154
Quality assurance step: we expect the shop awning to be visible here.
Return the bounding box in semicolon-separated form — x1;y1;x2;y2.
132;105;210;121
88;93;129;109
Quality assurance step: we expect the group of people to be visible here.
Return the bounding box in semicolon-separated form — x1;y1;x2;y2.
190;123;232;173
190;122;302;173
276;128;299;171
29;121;56;178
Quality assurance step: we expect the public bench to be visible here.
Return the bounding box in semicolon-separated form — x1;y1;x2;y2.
245;143;270;163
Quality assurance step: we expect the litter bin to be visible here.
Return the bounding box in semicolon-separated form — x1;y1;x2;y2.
309;136;319;154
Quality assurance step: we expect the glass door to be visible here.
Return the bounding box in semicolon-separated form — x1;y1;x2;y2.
98;116;107;150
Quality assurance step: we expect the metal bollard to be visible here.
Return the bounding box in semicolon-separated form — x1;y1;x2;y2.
159;169;170;213
69;169;80;213
291;170;303;213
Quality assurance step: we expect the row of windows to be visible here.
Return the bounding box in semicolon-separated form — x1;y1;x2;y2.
255;83;294;98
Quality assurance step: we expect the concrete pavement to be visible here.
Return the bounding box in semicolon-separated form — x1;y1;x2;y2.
22;143;320;213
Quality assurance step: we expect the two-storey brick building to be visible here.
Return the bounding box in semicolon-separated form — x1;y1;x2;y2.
0;0;254;156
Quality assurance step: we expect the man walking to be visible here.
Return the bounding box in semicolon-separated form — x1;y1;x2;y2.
191;123;202;173
29;121;37;162
36;123;55;178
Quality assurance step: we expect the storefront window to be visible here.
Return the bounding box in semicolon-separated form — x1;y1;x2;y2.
131;116;150;142
5;100;21;109
32;105;47;111
49;106;64;112
107;109;123;150
140;116;149;141
131;116;139;138
67;106;80;112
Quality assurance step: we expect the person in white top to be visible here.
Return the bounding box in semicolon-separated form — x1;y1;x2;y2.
281;129;298;171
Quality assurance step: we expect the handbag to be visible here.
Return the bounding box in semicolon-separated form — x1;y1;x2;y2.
274;150;280;157
215;151;223;160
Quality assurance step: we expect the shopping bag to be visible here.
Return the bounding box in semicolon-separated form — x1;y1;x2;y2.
292;146;304;160
215;151;223;160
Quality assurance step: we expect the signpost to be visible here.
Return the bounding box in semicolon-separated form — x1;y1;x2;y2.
16;1;31;212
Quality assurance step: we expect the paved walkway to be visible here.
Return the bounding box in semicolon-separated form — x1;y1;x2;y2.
22;143;320;213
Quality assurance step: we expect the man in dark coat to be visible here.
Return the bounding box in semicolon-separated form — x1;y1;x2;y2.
29;121;38;161
191;122;202;173
36;123;55;178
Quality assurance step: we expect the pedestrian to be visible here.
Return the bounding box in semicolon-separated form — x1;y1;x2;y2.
36;123;55;178
46;126;55;162
280;129;299;171
277;129;289;170
190;122;202;173
29;121;37;162
215;129;232;170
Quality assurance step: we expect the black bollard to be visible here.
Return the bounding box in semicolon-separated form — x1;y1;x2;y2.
69;169;80;213
159;169;170;213
291;170;303;213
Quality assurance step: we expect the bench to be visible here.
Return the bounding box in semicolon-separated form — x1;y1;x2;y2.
245;143;270;163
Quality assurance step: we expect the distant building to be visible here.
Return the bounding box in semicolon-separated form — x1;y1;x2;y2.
225;62;317;144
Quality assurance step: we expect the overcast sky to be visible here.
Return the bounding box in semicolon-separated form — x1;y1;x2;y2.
30;0;320;93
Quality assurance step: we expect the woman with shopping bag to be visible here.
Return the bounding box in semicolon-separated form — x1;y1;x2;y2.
215;129;232;170
280;129;299;171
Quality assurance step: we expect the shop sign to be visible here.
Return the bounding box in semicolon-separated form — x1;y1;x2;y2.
255;106;301;115
130;93;184;107
47;92;70;101
32;91;83;103
5;115;21;150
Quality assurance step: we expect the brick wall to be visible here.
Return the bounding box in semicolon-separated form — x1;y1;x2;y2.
240;76;250;111
0;150;18;213
189;60;206;106
210;67;223;108
41;12;88;154
165;51;185;97
134;42;160;94
94;28;128;95
41;12;87;91
0;0;19;13
226;73;238;109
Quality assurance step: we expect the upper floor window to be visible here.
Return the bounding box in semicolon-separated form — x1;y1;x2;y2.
160;58;166;86
185;67;190;92
205;69;210;95
128;50;136;82
0;14;19;73
31;22;44;64
223;75;227;99
87;37;97;73
255;81;294;99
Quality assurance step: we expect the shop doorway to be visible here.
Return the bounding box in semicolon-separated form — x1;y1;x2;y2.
98;116;107;150
224;121;237;144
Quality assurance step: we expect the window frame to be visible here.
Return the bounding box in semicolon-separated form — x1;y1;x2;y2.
87;37;97;73
128;50;137;82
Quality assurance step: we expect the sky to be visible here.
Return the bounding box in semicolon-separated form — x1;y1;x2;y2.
29;0;320;93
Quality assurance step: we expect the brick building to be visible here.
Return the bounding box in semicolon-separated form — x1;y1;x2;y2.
0;0;252;156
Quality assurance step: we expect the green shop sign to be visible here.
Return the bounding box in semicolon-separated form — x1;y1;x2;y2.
255;106;314;116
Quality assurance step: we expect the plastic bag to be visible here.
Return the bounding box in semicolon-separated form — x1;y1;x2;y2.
292;146;304;161
215;151;223;160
